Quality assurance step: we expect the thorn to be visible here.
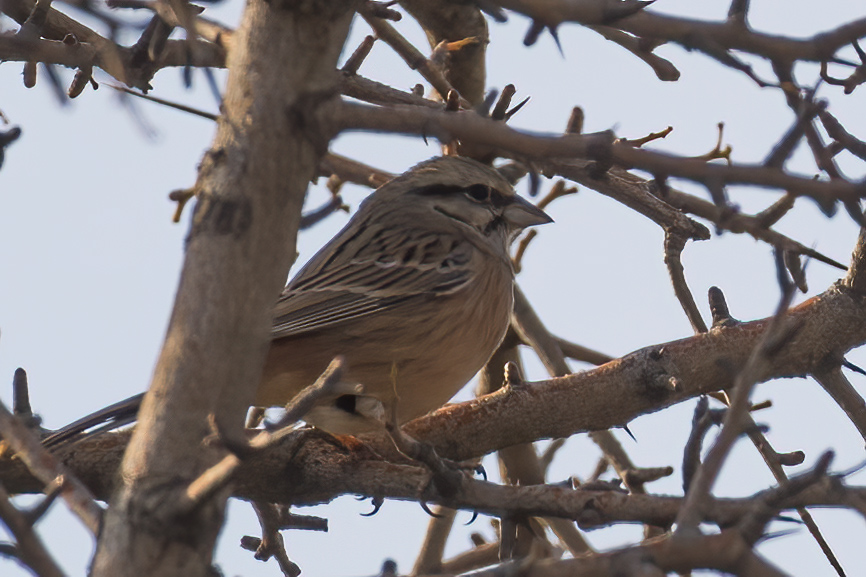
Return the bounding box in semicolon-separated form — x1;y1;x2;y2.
476;0;507;22
549;26;564;57
622;425;637;441
783;251;808;293
504;96;530;121
182;63;192;89
842;359;866;376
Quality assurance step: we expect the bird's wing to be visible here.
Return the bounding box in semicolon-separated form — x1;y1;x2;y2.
271;226;473;339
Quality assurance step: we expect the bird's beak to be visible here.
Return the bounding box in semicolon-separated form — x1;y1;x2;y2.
504;195;554;229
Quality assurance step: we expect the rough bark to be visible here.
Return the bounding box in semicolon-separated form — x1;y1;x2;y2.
88;1;356;576
3;273;864;508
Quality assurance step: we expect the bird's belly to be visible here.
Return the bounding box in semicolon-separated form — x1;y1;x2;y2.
255;276;513;429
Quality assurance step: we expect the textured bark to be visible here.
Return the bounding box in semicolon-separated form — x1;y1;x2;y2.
3;274;865;508
88;1;355;576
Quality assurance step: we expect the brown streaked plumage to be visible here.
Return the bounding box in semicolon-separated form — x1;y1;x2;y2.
41;156;553;447
256;155;552;433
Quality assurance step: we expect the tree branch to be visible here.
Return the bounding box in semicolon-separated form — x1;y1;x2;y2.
88;1;356;576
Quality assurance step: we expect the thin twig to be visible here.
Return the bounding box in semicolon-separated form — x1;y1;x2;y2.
813;366;866;443
743;413;846;576
175;357;344;515
664;230;708;334
674;253;799;532
360;11;469;107
587;26;679;81
0;483;66;577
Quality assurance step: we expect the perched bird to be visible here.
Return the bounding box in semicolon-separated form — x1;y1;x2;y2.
258;155;551;433
44;156;551;444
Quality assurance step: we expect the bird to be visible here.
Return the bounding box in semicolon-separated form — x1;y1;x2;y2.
44;155;552;444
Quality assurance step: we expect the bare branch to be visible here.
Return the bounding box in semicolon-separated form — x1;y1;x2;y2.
587;25;680;81
176;358;345;515
813;366;866;443
0;398;102;534
490;2;866;75
820;110;866;162
743;414;846;576
664;230;708;334
0;483;66;577
400;0;489;105
336;101;866;213
552;337;614;366
675;253;798;532
361;10;470;107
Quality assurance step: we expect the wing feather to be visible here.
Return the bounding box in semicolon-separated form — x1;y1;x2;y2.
271;224;474;339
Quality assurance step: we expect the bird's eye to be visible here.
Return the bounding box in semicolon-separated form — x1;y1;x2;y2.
465;184;490;202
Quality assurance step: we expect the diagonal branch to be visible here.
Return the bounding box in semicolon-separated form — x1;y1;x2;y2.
335;101;866;212
0;398;103;534
813;366;866;443
488;1;866;72
674;252;798;532
0;483;66;577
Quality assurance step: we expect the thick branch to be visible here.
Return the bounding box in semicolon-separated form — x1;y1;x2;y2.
88;2;355;576
403;281;866;462
3;434;863;535
4;279;865;507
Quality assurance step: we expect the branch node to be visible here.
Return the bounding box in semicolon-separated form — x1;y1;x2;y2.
341;35;376;75
708;286;739;328
503;361;525;388
565;107;584;134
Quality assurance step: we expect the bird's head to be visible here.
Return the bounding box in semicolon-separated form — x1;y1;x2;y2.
371;156;552;243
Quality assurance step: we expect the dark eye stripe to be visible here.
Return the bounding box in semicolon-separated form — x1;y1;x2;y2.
414;184;468;196
415;183;511;208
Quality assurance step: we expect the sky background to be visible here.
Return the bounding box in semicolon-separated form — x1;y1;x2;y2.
2;1;866;575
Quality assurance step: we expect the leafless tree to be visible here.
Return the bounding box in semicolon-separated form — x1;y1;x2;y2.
2;1;866;576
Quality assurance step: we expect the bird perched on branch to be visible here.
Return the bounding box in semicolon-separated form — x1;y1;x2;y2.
258;155;551;433
45;156;551;443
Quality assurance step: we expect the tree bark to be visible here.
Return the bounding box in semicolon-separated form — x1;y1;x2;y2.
89;1;355;575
